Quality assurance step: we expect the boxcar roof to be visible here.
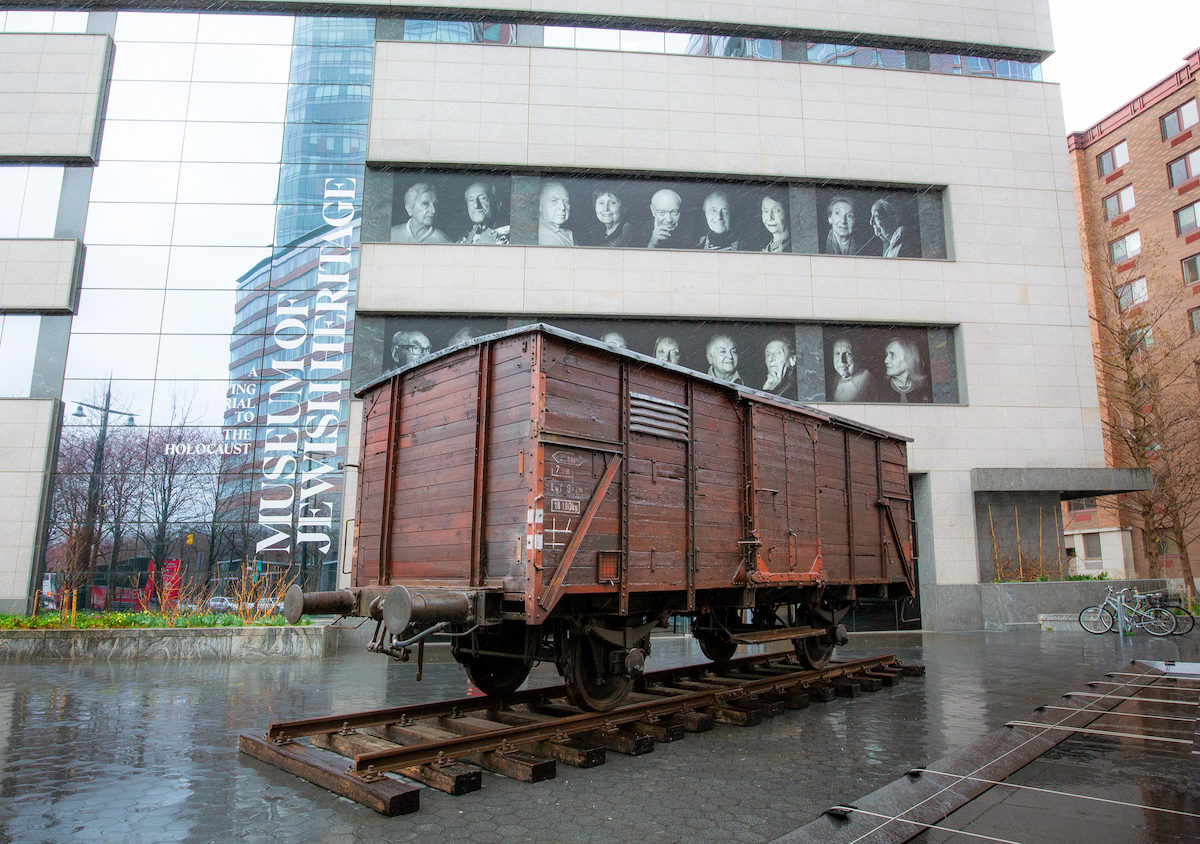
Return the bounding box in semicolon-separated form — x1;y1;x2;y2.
356;322;912;443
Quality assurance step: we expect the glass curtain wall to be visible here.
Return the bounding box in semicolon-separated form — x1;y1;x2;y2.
48;12;371;604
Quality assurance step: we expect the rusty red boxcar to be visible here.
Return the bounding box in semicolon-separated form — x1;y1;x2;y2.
287;324;914;709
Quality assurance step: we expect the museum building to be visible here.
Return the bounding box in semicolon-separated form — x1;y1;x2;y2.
0;1;1147;628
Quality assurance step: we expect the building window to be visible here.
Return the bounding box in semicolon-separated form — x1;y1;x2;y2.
1168;148;1200;187
1162;98;1199;141
1110;230;1141;263
1176;200;1200;236
1067;497;1097;511
1185;253;1200;284
1117;277;1148;309
1082;532;1102;559
1103;185;1135;219
1097;141;1129;176
1191;307;1200;335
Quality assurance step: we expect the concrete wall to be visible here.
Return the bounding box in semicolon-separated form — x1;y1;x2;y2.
0;399;59;615
0;239;81;312
973;490;1065;582
924;578;1168;631
0;33;112;162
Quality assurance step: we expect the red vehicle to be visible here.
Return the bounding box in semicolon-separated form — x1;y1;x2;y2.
90;557;180;611
288;325;915;709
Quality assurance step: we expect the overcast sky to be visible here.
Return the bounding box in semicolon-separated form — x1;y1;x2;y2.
1043;0;1200;132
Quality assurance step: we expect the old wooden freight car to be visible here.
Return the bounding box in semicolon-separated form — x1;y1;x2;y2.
287;324;915;710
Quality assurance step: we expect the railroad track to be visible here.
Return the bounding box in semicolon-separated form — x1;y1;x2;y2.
240;651;922;815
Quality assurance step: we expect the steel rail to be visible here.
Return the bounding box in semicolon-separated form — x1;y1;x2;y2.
345;654;899;775
264;651;894;740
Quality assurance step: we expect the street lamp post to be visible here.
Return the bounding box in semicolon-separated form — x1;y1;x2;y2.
71;383;135;610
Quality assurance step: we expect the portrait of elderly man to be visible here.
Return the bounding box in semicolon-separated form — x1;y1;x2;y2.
823;196;862;256
646;189;682;248
830;337;877;402
697;190;739;251
389;330;433;368
391;182;450;244
883;337;932;402
761;336;797;396
538;181;575;247
653;336;681;365
600;331;628;349
869;198;919;258
459;181;509;245
705;334;743;384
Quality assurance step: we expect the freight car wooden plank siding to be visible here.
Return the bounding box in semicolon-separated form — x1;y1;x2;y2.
353;325;915;617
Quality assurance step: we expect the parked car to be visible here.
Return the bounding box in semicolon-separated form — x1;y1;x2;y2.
208;595;237;614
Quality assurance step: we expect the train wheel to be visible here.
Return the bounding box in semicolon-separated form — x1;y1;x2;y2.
461;655;532;698
560;630;632;711
794;634;834;670
695;630;737;663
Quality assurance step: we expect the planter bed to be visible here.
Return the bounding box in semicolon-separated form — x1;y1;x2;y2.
0;623;333;660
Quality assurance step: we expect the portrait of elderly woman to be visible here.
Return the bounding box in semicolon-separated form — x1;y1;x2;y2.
391;182;450;244
882;337;932;403
591;187;638;248
757;192;790;253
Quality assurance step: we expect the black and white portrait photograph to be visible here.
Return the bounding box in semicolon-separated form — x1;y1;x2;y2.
389;171;511;246
823;326;934;403
355;315;956;407
816;189;922;258
369;168;952;260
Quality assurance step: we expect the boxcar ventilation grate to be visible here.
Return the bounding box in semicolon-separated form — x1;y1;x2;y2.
629;392;689;442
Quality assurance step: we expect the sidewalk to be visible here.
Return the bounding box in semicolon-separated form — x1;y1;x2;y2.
0;630;1196;843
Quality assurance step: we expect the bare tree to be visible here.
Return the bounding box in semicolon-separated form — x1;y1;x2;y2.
139;394;222;596
1087;235;1200;595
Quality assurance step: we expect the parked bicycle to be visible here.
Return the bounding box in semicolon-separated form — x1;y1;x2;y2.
1145;591;1196;635
1079;587;1176;636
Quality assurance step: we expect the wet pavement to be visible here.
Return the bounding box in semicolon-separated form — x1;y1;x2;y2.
1;629;1197;843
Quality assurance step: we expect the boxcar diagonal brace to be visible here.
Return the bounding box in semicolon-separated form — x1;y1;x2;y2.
878;496;916;594
534;453;623;621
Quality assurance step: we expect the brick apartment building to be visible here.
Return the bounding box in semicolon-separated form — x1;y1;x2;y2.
1066;49;1200;582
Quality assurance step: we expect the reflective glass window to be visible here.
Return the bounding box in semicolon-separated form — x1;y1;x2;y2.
1116;277;1147;310
89;162;181;204
1168;148;1200;187
157;334;239;380
281;124;366;163
186;83;289;123
1162;99;1199;140
289;46;373;85
1102;185;1135;220
170;205;278;248
0;166;63;237
181;123;285;164
177;163;281;204
166;246;272;291
285;84;371;125
72;289;166;334
99;121;187;162
111;42;198;81
65;333;161;379
115;11;201;43
191;43;292;84
195;13;294;45
161;290;239;335
1184;253;1200;284
1176;200;1200;236
85;203;176;246
1097;141;1129;177
1110;230;1141;263
0;316;40;398
294;16;374;46
79;246;172;290
1191;307;1200;335
105;81;192;121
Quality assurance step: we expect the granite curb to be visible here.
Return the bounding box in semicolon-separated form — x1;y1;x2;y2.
0;623;334;659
